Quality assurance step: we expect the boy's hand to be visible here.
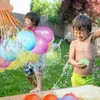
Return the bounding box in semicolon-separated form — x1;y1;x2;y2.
77;63;87;69
77;59;89;69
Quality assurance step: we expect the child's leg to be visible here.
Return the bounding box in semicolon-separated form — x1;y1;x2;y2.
24;62;37;88
35;73;43;92
26;75;37;88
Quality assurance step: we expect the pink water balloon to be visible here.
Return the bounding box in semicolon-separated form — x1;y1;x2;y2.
34;26;54;43
0;56;11;68
32;34;48;54
0;37;3;44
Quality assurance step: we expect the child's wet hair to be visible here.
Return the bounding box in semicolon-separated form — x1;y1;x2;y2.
25;12;40;26
73;14;92;33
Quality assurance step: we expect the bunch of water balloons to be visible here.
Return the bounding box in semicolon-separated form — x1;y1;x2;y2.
0;26;54;69
24;93;78;100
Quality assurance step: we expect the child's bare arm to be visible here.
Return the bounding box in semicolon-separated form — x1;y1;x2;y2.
91;28;100;40
68;41;78;67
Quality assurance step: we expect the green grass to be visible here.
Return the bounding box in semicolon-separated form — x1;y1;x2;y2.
0;37;100;97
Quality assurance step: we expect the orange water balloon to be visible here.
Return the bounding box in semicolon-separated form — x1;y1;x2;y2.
24;94;42;100
43;94;58;100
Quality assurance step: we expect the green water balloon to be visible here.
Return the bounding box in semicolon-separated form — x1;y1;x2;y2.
79;59;89;65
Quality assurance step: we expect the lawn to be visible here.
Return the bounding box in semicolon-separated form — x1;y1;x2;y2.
0;37;100;97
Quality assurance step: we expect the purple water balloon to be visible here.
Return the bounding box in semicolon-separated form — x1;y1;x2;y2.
34;26;54;43
32;34;48;54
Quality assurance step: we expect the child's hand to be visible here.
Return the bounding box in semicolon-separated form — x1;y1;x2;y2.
77;59;89;69
77;63;87;69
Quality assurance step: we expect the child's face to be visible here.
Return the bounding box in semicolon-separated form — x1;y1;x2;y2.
25;18;33;28
74;27;89;41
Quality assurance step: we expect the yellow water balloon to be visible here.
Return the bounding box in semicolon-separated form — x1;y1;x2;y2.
5;51;40;71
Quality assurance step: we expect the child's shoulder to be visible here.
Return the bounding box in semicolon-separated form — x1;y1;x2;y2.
70;40;78;47
71;40;78;44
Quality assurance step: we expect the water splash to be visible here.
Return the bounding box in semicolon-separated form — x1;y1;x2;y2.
43;40;63;79
51;60;71;90
43;38;72;90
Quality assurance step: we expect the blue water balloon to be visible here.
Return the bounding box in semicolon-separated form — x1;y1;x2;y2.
58;96;77;100
16;30;36;51
0;39;19;61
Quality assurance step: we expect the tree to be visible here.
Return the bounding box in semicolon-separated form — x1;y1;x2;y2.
48;0;62;24
30;0;51;17
30;0;62;24
61;0;100;25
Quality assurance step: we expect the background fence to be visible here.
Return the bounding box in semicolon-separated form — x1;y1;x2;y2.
13;13;100;56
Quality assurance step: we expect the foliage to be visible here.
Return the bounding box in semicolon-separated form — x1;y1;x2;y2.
30;0;51;17
61;0;100;24
96;18;100;26
30;0;63;24
47;0;63;24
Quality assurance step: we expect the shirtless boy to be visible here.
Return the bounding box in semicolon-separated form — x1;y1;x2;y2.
68;14;100;86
